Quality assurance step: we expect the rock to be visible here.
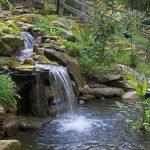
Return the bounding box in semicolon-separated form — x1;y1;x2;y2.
88;87;124;98
0;140;21;150
0;35;24;56
79;100;85;105
122;91;140;101
43;44;65;52
107;81;132;91
3;118;19;137
12;9;30;15
32;28;42;38
31;2;44;10
11;70;50;117
93;74;123;84
23;58;35;66
0;116;5;139
88;83;106;88
79;94;95;102
0;106;5;114
44;49;85;90
117;64;139;76
20;14;39;24
16;22;34;29
19;121;41;131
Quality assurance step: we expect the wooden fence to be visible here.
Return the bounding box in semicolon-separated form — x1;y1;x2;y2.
50;0;149;51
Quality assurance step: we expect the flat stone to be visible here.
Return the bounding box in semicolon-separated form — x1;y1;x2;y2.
107;81;132;91
79;100;85;105
88;83;106;88
88;87;124;98
0;140;21;150
79;94;95;102
19;121;41;131
93;74;123;84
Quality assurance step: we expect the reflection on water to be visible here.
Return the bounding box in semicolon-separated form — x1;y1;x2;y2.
17;100;150;150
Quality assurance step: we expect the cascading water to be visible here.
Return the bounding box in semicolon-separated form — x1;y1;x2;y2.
22;31;35;49
19;31;35;62
49;66;77;113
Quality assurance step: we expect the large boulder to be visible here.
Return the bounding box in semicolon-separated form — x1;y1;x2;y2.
0;35;24;56
44;49;85;90
88;87;124;98
0;140;21;150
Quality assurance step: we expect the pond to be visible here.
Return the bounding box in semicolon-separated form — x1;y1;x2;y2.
17;99;150;150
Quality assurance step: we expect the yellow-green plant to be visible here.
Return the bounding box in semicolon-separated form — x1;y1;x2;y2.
0;22;21;37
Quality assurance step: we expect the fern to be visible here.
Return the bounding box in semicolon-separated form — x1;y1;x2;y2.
0;75;20;111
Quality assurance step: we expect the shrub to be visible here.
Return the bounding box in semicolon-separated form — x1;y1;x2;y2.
0;75;20;111
64;41;86;57
0;22;21;37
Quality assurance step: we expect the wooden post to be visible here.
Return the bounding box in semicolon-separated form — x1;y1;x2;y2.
57;0;65;16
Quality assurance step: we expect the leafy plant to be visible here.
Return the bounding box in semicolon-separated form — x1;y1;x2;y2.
64;41;86;57
0;22;21;37
116;72;150;134
0;75;20;111
0;0;13;11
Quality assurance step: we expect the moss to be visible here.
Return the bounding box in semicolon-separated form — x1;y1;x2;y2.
0;57;20;69
33;54;59;65
13;14;39;24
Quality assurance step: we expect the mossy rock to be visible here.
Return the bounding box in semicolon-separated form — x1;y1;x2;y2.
0;35;24;56
33;54;59;65
0;57;20;69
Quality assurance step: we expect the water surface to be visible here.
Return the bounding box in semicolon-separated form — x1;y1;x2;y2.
17;99;150;150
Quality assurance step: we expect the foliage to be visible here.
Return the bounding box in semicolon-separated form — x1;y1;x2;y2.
44;2;56;12
0;59;5;68
117;0;150;12
0;0;13;10
79;2;116;74
64;0;82;14
64;41;85;57
0;22;21;37
35;15;64;36
0;75;20;111
116;72;150;134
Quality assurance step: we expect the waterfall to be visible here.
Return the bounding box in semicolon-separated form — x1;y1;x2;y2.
49;66;77;113
19;31;35;62
21;31;35;49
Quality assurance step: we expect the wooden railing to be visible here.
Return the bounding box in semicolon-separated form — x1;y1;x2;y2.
50;0;150;51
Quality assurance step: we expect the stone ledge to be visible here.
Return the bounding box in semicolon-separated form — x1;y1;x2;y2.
0;140;21;150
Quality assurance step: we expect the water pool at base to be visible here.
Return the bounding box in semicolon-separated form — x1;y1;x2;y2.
17;100;150;150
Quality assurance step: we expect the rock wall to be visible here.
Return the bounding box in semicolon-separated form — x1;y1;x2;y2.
12;71;50;117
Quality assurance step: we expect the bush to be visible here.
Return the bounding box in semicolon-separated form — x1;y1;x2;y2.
0;22;21;37
64;41;85;57
0;75;20;111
